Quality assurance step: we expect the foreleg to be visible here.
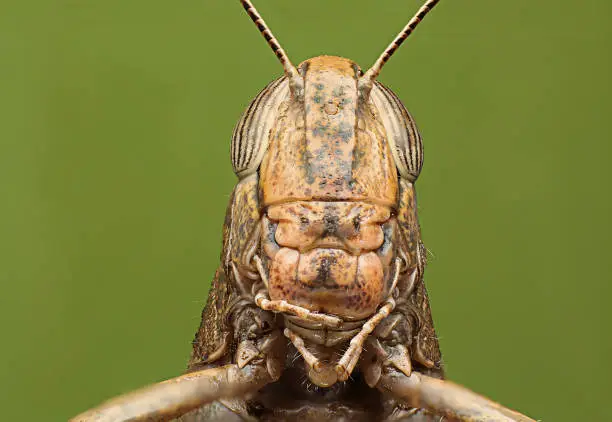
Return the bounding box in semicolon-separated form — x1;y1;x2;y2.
377;369;536;422
70;364;273;422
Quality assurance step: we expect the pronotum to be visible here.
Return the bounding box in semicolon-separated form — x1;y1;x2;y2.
72;1;536;421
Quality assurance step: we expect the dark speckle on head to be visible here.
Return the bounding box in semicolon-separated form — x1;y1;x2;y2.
322;212;339;237
313;255;339;288
315;256;330;284
352;215;361;231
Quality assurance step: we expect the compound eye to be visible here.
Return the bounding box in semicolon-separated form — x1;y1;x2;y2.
231;77;290;178
370;82;423;182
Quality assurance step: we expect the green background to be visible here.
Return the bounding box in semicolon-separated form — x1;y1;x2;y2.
1;1;610;420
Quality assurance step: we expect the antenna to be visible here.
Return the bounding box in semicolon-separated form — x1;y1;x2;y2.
239;0;303;95
361;0;440;87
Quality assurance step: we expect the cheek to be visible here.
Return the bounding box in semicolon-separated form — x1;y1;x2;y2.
268;248;299;298
355;252;385;311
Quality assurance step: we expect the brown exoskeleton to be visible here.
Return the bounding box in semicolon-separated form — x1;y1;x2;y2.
72;1;536;421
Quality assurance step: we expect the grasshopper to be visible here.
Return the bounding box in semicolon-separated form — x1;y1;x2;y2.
72;1;536;421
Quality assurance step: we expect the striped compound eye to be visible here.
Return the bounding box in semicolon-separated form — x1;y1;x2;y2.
231;77;290;178
370;82;424;182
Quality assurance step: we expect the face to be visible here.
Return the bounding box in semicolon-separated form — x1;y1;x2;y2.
254;56;412;320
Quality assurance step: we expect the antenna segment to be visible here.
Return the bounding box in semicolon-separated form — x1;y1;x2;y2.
362;0;441;84
239;0;302;95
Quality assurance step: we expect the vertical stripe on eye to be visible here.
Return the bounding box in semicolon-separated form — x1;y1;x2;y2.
231;77;290;178
370;82;423;182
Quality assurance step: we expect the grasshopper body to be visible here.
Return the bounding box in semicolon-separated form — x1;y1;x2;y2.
185;54;442;420
72;2;536;421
